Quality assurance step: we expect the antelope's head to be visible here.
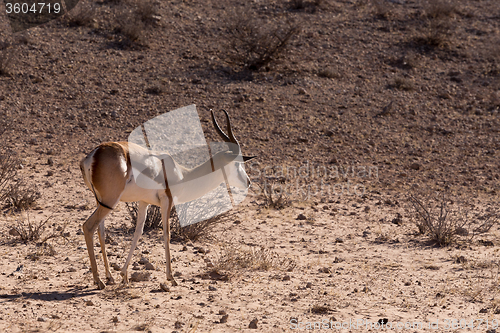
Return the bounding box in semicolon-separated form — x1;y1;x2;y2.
211;110;256;190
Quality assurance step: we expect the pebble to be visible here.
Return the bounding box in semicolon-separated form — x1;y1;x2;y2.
130;272;151;282
249;318;258;329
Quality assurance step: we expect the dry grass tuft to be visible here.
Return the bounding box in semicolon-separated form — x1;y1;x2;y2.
225;10;300;71
391;77;415;91
126;202;163;231
256;176;292;209
0;152;18;203
415;20;452;48
4;179;41;211
9;214;67;245
211;243;296;274
126;202;228;242
407;190;498;247
424;0;457;20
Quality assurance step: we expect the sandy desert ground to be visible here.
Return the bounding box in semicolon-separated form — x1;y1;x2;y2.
1;0;500;332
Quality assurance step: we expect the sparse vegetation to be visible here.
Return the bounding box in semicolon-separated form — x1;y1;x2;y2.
0;152;18;204
226;10;300;71
415;19;452;48
8;214;66;245
126;202;163;231
424;0;457;20
256;176;292;209
408;191;498;246
211;244;296;274
4;179;41;211
391;77;415;91
126;202;227;242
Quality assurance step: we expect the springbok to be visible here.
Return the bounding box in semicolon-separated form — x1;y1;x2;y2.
80;110;255;289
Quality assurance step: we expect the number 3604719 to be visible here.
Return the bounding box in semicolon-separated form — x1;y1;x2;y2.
5;3;61;14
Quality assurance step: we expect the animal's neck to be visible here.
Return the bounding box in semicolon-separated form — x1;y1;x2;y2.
170;154;229;203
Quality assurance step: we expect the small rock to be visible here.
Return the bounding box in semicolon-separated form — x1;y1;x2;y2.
145;262;155;270
218;310;227;315
111;263;121;271
392;213;402;225
112;316;120;323
479;308;488;313
208;285;217;291
409;163;420;170
67;267;77;272
174;321;183;329
138;257;149;265
8;228;20;237
249;318;258;329
47;157;54;166
298;88;307;95
318;267;330;273
160;283;170;292
37;317;47;322
454;255;467;264
282;275;291;281
130;271;151;282
306;282;312;288
85;300;94;306
296;214;307;220
335;238;344;243
455;227;468;236
220;314;229;323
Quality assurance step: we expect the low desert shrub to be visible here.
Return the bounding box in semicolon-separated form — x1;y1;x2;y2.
212;244;296;273
126;202;227;242
225;10;300;71
408;190;498;246
9;214;67;245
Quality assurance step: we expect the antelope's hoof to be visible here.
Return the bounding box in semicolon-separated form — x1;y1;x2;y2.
160;282;170;292
169;278;178;287
96;279;106;290
106;276;115;285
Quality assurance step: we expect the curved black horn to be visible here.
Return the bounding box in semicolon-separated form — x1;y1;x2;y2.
211;109;230;142
211;109;239;145
222;109;238;145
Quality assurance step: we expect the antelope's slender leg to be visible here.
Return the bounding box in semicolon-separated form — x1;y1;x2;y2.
120;201;149;285
160;197;177;286
83;206;112;290
97;221;115;285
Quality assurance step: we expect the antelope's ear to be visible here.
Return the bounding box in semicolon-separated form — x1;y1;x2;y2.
242;155;257;162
